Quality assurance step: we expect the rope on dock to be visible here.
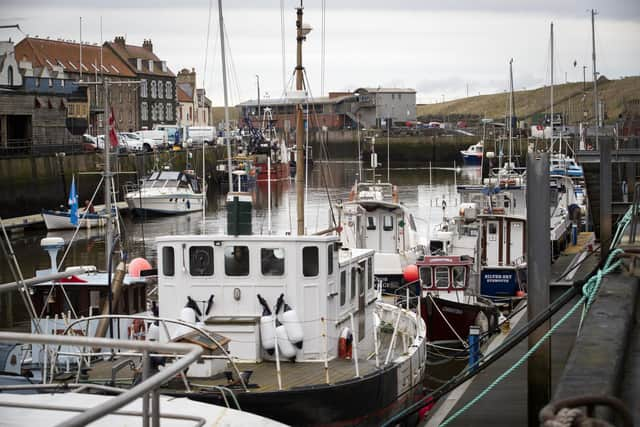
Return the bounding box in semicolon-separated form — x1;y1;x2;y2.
438;248;624;427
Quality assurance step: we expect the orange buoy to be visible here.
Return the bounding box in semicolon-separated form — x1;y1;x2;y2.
403;264;419;283
128;257;152;277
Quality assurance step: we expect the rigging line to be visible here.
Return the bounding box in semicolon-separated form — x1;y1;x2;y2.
202;0;214;89
280;0;286;94
321;0;326;96
223;22;242;107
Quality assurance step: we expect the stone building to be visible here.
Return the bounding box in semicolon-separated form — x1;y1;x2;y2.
176;68;212;127
106;37;177;129
14;37;139;134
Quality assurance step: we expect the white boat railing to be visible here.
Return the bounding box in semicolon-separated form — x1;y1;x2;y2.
0;331;203;427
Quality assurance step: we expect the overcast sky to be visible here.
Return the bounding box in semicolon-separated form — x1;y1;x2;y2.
2;0;639;104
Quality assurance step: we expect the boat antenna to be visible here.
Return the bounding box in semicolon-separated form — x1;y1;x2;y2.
508;58;514;170
218;0;233;193
591;9;598;147
550;22;554;153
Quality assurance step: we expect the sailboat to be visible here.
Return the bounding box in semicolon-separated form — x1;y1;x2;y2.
146;3;428;425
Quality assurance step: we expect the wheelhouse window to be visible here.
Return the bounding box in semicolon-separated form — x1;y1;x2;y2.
488;223;497;234
367;216;377;230
358;262;366;296
383;215;394;231
225;246;250;276
452;266;466;288
327;244;334;275
350;267;356;301
368;257;373;289
435;266;450;289
189;246;213;276
340;271;346;306
261;248;285;276
302;246;319;277
162;246;174;276
420;267;432;288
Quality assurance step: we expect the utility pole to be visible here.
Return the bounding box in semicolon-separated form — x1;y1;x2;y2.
583;65;587;92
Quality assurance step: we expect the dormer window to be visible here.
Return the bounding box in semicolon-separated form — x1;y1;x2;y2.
148;60;154;72
136;58;142;70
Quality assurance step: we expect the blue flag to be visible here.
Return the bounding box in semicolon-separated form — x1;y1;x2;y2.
68;176;79;226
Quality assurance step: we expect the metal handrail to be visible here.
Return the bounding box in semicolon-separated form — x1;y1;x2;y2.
0;331;203;427
59;314;248;391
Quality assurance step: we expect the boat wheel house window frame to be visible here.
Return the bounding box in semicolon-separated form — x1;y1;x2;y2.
261;248;285;276
225;245;250;277
162;246;175;276
302;246;319;277
189;245;214;277
340;270;347;306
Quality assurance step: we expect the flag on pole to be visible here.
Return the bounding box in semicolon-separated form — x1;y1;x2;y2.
108;107;119;149
68;176;79;226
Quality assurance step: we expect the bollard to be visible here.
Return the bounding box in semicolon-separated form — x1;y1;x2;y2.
468;325;480;371
572;223;578;246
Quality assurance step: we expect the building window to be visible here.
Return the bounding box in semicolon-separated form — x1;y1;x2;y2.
158;103;164;121
225;246;249;276
162;246;174;276
151;104;157;121
48;78;53;87
60;79;65;87
150;81;157;99
141;79;148;98
165;81;173;99
261;248;285;276
166;103;173;121
35;77;40;87
158;81;164;99
141;102;148;121
189;246;214;276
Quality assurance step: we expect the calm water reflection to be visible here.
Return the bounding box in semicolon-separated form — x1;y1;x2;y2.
0;163;482;327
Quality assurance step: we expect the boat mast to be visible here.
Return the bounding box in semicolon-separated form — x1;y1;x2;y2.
295;1;306;235
591;9;598;145
218;0;233;192
550;22;554;153
508;58;514;169
103;78;112;274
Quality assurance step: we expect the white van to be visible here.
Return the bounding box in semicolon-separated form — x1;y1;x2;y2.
186;126;216;146
136;130;166;150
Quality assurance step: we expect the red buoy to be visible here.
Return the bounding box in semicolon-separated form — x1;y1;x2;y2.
128;257;152;277
403;264;419;283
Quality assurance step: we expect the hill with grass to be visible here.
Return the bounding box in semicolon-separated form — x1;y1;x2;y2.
417;76;640;125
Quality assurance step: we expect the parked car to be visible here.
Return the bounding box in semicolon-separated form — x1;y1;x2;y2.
96;134;127;153
119;132;145;152
82;134;98;152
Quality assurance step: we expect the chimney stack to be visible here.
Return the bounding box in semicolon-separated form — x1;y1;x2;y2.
114;36;126;47
142;39;153;52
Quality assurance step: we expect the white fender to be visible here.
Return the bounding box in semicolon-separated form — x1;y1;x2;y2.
276;323;297;359
146;323;160;342
282;306;304;349
175;307;198;338
260;314;276;354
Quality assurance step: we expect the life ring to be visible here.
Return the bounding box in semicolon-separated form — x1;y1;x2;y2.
128;319;146;340
338;327;353;359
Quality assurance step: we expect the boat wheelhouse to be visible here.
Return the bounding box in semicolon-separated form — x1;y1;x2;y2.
337;181;423;287
155;233;427;425
125;170;204;215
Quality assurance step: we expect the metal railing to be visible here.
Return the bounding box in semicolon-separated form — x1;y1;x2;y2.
0;331;203;427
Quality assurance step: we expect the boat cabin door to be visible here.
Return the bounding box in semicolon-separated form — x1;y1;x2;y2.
365;214;381;251
485;219;500;265
508;220;524;264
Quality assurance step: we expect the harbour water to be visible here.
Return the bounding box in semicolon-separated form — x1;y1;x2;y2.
0;162;482;329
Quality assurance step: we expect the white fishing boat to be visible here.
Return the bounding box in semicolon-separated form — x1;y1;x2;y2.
125;169;205;215
41;209;111;231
